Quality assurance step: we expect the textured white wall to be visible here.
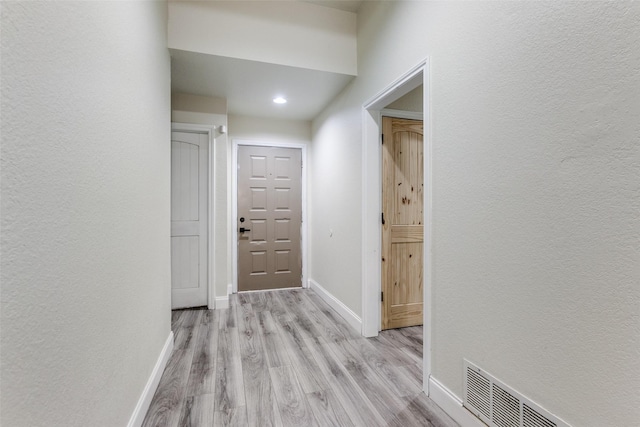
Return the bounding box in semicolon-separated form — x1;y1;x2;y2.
172;92;227;127
310;2;640;426
168;1;357;75
229;115;312;144
386;85;423;112
1;2;171;426
310;94;363;314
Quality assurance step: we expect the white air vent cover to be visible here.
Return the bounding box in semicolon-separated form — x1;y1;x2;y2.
466;367;491;419
463;360;572;427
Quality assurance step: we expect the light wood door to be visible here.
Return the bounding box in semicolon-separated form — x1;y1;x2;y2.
171;131;208;309
237;146;302;291
381;117;424;330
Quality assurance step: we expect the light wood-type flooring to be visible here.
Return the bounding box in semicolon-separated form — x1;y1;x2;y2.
142;289;459;427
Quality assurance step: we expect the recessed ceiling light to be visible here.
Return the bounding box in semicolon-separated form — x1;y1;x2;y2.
273;97;287;104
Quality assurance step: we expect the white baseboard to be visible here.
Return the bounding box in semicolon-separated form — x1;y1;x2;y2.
428;376;484;427
308;279;362;335
214;284;232;309
215;296;229;309
128;331;174;427
216;296;229;310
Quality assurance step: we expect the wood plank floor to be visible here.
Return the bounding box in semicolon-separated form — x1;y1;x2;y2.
142;289;459;427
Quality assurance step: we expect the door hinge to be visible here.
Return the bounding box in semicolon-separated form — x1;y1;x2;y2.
381;292;384;302
381;212;385;225
381;134;384;144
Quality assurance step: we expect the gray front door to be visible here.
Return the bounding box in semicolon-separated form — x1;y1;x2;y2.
237;145;302;291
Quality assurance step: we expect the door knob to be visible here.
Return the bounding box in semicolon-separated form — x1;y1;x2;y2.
239;227;251;233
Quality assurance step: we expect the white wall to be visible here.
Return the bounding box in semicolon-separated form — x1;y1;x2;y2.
1;2;171;426
310;91;363;314
310;2;640;426
229;115;312;145
386;85;423;112
168;1;357;75
172;92;227;123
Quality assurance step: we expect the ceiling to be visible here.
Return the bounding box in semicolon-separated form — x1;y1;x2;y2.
171;49;355;121
170;0;362;121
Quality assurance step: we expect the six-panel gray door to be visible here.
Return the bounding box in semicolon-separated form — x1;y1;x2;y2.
237;146;302;291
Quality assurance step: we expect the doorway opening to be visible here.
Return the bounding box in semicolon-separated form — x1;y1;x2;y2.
231;140;308;295
361;59;431;393
381;115;424;330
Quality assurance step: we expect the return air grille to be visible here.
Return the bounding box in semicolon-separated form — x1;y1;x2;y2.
466;367;491;419
463;360;571;427
523;404;557;427
492;384;520;427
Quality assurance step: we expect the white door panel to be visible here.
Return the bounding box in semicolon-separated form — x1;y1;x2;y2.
171;131;208;309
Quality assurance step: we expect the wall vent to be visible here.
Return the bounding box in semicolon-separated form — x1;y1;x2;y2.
463;360;572;427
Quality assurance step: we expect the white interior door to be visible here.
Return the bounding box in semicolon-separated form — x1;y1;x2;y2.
171;131;208;309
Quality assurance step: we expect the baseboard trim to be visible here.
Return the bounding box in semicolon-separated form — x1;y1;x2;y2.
215;296;229;309
308;279;362;335
213;285;232;309
127;331;174;427
428;376;484;427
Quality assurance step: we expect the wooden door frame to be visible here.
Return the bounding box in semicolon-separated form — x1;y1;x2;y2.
231;139;308;294
361;59;432;393
171;122;219;310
